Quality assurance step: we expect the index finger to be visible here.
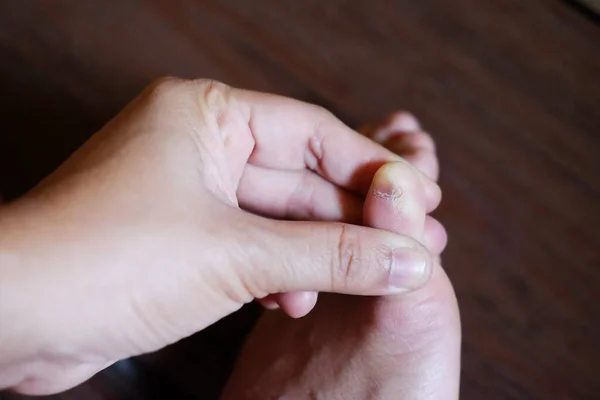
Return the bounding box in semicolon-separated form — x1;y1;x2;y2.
232;88;404;194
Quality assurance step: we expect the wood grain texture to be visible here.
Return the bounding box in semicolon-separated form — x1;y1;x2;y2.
0;1;598;399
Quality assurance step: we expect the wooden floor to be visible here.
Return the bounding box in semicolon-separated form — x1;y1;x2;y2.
1;1;598;399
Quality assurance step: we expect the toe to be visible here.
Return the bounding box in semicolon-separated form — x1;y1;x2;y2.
277;291;319;318
364;162;427;240
424;216;448;255
361;112;439;181
382;130;439;181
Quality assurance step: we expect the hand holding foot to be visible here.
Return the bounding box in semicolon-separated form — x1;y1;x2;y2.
0;81;438;395
258;112;443;317
222;113;460;400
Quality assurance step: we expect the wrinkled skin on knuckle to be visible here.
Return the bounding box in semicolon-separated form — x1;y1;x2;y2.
330;223;370;291
215;247;261;306
191;79;234;119
215;218;273;302
141;77;233;116
188;79;243;149
304;105;340;170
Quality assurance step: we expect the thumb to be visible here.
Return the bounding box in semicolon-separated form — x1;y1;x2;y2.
248;219;433;296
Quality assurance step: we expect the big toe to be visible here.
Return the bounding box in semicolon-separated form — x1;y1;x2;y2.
371;267;461;399
362;160;460;399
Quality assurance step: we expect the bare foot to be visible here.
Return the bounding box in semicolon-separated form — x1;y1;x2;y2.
221;113;460;399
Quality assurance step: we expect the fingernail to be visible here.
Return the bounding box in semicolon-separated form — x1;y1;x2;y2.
389;248;431;291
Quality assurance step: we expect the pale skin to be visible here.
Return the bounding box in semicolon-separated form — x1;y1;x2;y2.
0;78;459;398
223;114;459;399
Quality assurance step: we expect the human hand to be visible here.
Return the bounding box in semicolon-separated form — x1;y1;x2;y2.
260;111;445;317
222;113;459;400
0;79;439;394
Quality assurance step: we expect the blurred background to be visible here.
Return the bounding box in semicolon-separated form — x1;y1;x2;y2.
0;1;598;399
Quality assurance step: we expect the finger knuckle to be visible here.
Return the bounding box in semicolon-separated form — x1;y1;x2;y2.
144;78;234;112
146;76;186;97
331;224;365;290
193;79;232;110
139;77;191;111
307;103;334;120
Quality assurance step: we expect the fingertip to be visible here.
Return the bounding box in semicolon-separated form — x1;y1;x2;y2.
278;291;318;318
265;220;431;297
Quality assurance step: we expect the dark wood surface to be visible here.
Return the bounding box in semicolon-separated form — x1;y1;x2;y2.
1;1;598;399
